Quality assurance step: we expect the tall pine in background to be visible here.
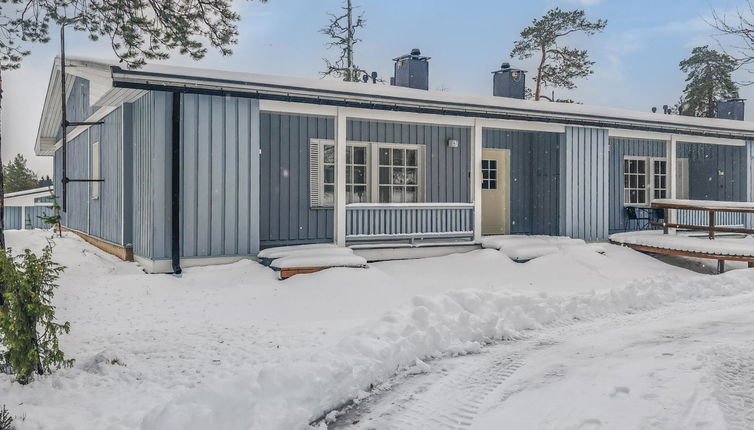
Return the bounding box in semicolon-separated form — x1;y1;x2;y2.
511;8;606;101
678;46;738;118
4;154;39;193
321;0;367;82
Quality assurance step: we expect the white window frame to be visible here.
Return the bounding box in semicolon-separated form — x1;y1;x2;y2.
371;142;426;204
650;157;668;201
623;156;689;206
310;139;426;207
623;156;648;206
91;138;101;200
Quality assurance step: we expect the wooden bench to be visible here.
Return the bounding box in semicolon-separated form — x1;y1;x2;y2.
610;199;754;273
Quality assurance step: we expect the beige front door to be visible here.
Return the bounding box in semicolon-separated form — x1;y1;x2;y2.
481;148;510;235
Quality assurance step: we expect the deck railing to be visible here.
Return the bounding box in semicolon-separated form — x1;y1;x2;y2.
345;203;474;241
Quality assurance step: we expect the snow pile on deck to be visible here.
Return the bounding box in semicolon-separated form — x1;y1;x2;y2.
142;269;754;430
259;244;367;269
610;231;754;257
482;235;606;261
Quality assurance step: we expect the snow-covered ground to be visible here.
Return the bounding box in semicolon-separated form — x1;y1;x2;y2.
0;230;752;429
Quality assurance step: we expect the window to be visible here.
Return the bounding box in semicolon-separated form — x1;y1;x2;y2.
623;158;647;205
481;159;497;190
623;156;688;205
346;145;369;203
310;139;424;207
91;140;100;200
377;146;420;203
652;159;667;200
320;143;335;206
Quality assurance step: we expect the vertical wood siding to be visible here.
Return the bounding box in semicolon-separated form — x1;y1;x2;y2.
560;127;609;241
131;91;172;259
54;130;89;233
260;112;335;248
676;142;748;226
347;119;472;203
180;94;260;258
748;141;754;229
608;137;666;232
482;129;560;235
87;108;124;244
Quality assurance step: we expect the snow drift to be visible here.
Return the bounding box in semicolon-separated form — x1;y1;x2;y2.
141;269;754;430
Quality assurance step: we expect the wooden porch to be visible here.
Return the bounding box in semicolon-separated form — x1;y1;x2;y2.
610;199;754;273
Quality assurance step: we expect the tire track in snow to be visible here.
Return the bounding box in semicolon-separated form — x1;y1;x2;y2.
331;292;754;430
334;349;526;430
706;346;754;430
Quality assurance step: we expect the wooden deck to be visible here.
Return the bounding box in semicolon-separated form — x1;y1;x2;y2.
611;199;754;273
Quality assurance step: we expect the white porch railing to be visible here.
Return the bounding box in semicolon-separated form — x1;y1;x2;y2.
345;203;474;241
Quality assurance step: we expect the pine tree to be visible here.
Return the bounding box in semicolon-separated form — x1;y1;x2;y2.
321;0;367;82
0;244;70;384
511;8;606;101
0;0;268;249
3;154;38;193
678;46;738;118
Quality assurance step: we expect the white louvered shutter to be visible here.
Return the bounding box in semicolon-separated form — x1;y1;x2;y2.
310;140;321;207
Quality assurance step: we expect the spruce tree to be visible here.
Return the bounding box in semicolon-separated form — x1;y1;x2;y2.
678;46;738;118
3;154;38;193
0;244;70;384
511;8;606;101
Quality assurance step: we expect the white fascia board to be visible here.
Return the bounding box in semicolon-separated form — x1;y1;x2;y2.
260;100;567;132
608;128;746;146
608;128;671;141
477;118;565;133
672;134;746;146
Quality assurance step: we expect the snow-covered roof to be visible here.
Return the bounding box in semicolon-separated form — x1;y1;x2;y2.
4;186;52;199
36;56;754;156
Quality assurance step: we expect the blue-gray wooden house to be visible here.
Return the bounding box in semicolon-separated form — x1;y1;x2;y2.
34;55;754;273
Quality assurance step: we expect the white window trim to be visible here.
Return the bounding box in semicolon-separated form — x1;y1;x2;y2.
310;139;426;207
91;138;101;200
623;156;648;206
623;155;689;206
649;157;668;201
370;142;426;204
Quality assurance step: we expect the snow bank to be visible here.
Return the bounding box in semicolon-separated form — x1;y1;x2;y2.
610;231;754;257
482;235;603;261
141;269;754;430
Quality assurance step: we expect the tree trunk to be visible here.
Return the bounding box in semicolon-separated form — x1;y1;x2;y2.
0;69;5;250
534;45;546;101
346;0;354;82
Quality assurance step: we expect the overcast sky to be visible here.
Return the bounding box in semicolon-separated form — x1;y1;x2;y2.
2;0;751;176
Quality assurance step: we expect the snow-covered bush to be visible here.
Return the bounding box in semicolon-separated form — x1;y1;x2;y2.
0;244;72;384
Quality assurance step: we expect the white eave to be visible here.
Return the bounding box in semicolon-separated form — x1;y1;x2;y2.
34;57;145;156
